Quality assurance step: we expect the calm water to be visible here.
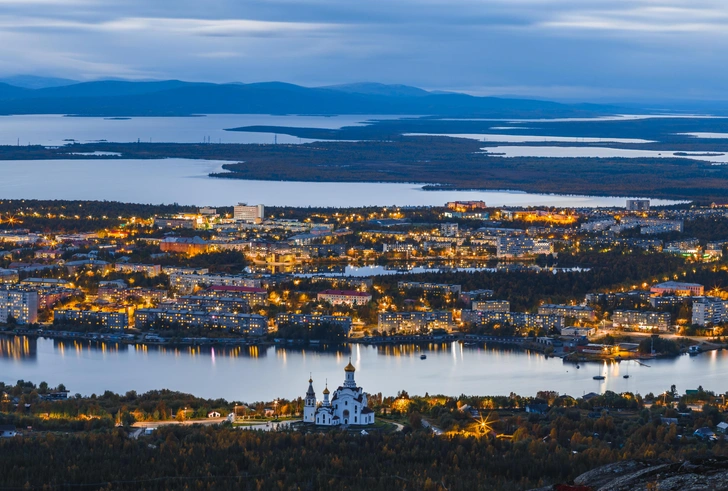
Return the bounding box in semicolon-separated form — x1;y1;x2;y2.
0;158;678;207
1;336;725;401
483;145;728;164
406;133;654;144
0;114;401;146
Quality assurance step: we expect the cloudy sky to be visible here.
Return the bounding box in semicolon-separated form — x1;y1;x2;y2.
0;0;725;100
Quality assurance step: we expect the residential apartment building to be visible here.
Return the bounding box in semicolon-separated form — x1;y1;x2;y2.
0;288;38;324
275;313;353;333
113;263;161;276
378;311;453;332
496;236;553;258
612;310;671;331
461;310;564;331
317;289;372;306
626;199;650;211
397;281;462;295
692;297;728;326
161;295;251;314
537;304;596;321
0;269;19;284
459;289;494;306
199;285;268;305
471;300;510;313
169;273;261;294
233;204;265;223
135;309;267;336
53;309;129;329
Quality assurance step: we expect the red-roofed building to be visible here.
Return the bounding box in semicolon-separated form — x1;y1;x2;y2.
317;289;372;306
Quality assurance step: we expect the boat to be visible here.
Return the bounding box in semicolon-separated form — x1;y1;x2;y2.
420;354;427;360
623;375;630;379
593;375;605;380
576;364;580;369
689;346;701;355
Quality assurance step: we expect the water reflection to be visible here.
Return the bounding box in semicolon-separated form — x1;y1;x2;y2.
4;336;728;400
0;335;37;361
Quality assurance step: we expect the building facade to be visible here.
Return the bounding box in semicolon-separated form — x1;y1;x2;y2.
612;310;671;331
317;289;372;306
692;297;728;326
233;204;265;223
378;311;453;332
0;288;38;324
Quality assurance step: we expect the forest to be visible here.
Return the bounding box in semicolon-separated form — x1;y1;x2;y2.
2;381;728;490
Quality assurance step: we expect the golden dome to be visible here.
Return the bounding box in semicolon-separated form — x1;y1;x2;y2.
344;358;356;372
323;386;330;395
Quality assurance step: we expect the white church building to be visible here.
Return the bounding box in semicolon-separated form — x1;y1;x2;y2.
303;359;375;426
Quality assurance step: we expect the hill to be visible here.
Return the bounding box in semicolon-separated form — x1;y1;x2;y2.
0;79;620;117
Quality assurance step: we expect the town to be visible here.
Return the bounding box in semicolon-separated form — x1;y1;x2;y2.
1;198;728;360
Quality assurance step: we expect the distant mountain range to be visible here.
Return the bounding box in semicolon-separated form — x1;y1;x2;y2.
0;78;621;117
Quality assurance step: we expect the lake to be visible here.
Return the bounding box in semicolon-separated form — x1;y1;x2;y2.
1;336;725;401
482;145;728;164
0;114;402;146
0;158;678;207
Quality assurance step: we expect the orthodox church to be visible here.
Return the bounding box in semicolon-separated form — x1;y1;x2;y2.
303;359;375;426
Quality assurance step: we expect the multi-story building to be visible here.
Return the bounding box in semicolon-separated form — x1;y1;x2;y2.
161;266;209;276
20;278;74;289
440;223;458;237
459;289;494;306
159;236;208;255
538;304;596;321
471;300;510;313
199;285;268;305
496;236;553;258
612;310;671;331
461;310;564;331
317;289;372;306
276;313;353;333
650;281;704;297
378;311;453;332
0;288;38;324
398;281;462;295
446;201;486;211
53;309;129;329
161;295;251;314
233;204;265;223
0;269;19;284
692;297;728;326
114;263;161;277
135;309;267;336
626;199;650;211
169;273;261;294
96;286;167;305
308;276;372;291
649;296;691;308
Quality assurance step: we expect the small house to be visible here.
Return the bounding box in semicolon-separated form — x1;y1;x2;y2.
207;411;221;418
526;403;549;415
693;427;717;440
717;422;728;434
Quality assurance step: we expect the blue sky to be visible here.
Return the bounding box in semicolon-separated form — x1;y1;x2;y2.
0;0;725;100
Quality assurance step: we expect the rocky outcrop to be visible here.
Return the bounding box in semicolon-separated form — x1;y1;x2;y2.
531;457;728;491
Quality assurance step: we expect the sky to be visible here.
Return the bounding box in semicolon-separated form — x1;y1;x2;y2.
0;0;726;101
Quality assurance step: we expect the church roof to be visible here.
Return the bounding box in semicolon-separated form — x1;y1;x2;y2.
344;360;356;372
323;386;330;395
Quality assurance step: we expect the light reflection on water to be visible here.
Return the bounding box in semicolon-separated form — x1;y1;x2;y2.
2;336;727;401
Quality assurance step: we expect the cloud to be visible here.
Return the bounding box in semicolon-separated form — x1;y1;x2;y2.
0;0;725;100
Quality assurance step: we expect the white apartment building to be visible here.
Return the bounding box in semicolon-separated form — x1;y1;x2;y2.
0;288;38;324
692;297;728;326
233;204;265;223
